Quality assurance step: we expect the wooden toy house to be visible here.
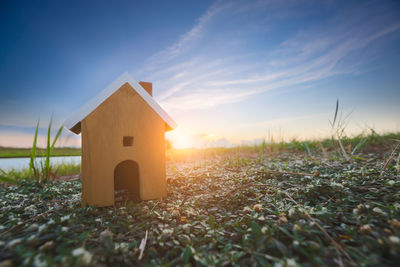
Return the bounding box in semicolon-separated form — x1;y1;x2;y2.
64;73;176;207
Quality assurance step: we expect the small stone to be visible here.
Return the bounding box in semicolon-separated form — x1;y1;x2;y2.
288;207;297;219
242;207;252;214
384;228;392;234
72;247;93;265
100;229;113;240
27;235;39;246
142;206;150;214
389;219;400;230
60;215;71;222
253;204;262;212
372;207;387;216
389;236;400;245
39;241;54;252
7;238;22;248
353;204;367;215
0;259;13;267
162;229;173;235
387;180;395;186
359;224;372;235
261;226;268;234
180;216;188;224
171;209;180;218
293;224;301;232
182;224;190;233
298;219;307;225
184;208;196;218
277;214;288;225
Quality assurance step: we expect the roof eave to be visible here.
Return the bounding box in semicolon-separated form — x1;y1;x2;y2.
64;72;177;135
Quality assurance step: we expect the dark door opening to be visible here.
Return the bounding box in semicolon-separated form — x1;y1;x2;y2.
114;160;140;203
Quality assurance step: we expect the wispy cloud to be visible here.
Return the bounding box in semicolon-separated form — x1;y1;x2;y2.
144;1;231;69
139;0;400;112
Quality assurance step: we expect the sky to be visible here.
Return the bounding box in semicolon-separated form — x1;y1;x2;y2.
0;0;399;148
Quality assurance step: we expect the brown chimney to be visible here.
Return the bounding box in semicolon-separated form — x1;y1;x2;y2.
139;81;152;96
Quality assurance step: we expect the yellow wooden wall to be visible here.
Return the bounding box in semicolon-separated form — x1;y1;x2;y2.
81;82;166;207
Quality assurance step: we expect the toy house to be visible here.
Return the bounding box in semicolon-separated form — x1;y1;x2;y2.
64;73;177;207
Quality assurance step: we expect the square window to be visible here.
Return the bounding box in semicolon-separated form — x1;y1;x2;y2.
123;136;134;147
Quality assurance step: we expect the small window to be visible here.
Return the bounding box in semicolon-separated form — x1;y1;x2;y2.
123;136;134;147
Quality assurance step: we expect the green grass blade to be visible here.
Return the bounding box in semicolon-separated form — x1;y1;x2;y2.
44;117;53;181
303;142;312;158
47;125;63;181
50;125;63;151
351;138;366;155
330;99;339;129
259;139;265;162
42;119;63;182
29;119;39;178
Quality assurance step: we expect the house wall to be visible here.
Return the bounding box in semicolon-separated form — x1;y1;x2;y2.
81;82;166;207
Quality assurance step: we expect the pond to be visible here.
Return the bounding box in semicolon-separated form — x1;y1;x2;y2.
0;156;81;171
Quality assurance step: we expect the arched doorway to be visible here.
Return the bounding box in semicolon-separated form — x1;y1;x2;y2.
114;160;140;203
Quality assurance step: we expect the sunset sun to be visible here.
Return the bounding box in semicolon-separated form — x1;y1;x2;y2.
166;127;193;149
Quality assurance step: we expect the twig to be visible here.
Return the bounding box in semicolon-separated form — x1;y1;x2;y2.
246;250;280;262
381;143;400;175
257;170;315;177
0;209;53;237
179;195;189;209
321;195;335;207
138;230;148;261
150;201;160;212
396;152;400;175
283;192;357;266
337;137;352;163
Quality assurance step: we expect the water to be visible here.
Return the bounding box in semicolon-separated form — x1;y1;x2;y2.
0;156;81;171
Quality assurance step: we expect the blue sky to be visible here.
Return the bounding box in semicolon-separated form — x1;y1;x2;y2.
0;0;399;148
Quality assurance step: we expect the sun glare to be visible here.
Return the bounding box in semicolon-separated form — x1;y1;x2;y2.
166;127;192;149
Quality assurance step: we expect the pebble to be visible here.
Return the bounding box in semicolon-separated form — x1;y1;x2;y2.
39;241;54;252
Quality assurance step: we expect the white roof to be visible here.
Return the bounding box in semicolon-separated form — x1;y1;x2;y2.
64;72;177;133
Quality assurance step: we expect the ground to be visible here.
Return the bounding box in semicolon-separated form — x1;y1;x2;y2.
1;146;400;266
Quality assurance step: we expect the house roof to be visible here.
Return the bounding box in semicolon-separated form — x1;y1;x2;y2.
64;72;177;134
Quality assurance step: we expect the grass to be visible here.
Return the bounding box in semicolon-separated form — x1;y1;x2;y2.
0;162;81;185
0;118;80;184
30;118;64;182
0;147;81;159
166;131;400;162
0;131;399;266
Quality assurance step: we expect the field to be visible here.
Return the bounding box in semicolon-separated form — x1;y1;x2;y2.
0;147;81;158
0;132;399;266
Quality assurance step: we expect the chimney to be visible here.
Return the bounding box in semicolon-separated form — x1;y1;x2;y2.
139;81;152;96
